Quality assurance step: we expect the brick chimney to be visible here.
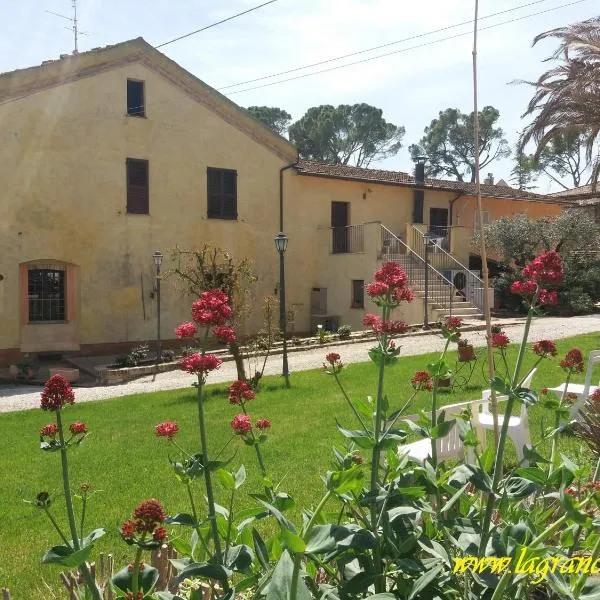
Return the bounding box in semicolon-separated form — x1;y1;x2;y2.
484;173;494;185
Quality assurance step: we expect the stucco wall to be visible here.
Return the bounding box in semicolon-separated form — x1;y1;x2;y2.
0;61;291;356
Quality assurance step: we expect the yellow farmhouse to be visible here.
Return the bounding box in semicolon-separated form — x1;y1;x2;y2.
0;38;567;365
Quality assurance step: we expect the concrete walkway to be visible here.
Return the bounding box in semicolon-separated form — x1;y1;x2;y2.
2;315;600;413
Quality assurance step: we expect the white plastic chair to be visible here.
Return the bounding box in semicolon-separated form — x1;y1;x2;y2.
552;350;600;420
475;368;536;461
399;400;485;464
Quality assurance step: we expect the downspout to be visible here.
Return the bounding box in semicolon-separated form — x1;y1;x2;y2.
279;162;296;232
448;191;464;253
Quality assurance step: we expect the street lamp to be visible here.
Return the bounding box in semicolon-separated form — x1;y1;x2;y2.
274;232;290;388
153;250;163;368
422;234;436;329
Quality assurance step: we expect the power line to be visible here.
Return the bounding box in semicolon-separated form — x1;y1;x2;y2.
218;0;558;91
224;0;592;95
154;0;279;49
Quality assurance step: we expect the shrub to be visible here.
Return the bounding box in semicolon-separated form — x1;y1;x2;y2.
337;324;352;339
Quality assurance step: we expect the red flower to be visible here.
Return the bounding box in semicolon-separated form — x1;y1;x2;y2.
133;499;166;533
231;414;252;435
380;320;408;335
363;314;382;330
256;418;271;430
175;321;197;339
443;316;463;332
191;289;233;327
325;352;341;364
540;387;550;395
69;422;88;435
366;281;389;297
153;526;167;543
374;262;408;288
40;423;58;437
120;520;136;539
214;326;236;344
155;421;179;440
560;348;584;373
522;250;563;286
179;353;222;376
491;333;510;349
532;340;557;357
228;380;255;405
539;289;558;305
591;388;600;403
40;375;75;411
510;280;537;296
411;371;433;391
394;286;415;303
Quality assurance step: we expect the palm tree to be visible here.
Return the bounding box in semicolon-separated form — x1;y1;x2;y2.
520;18;600;190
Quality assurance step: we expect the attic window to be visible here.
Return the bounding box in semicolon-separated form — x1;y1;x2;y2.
127;79;145;117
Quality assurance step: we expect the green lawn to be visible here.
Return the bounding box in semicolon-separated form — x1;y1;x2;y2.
2;332;600;598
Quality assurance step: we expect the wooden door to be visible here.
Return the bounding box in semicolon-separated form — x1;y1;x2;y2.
331;202;349;253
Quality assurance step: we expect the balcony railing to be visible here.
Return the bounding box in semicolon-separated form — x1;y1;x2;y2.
329;224;365;254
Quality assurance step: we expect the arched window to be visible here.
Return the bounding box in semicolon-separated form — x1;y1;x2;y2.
27;264;66;322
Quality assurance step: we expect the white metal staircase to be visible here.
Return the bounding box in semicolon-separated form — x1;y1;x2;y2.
379;226;483;321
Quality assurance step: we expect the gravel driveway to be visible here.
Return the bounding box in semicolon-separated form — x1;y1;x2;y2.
2;315;600;413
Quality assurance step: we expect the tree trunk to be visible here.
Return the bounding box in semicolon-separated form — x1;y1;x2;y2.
229;341;247;381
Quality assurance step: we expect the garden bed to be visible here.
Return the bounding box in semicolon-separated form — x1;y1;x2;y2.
95;320;496;385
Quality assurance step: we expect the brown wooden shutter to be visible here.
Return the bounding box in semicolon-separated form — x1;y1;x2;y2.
207;168;237;219
127;159;149;214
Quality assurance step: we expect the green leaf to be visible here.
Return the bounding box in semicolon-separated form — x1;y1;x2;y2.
327;466;364;495
266;550;311;600
253;498;297;533
82;528;105;546
440;483;468;512
155;592;186;600
225;544;254;573
490;376;511;395
217;469;235;491
336;422;375;449
113;564;159;593
234;464;247;489
177;562;232;582
252;528;270;570
273;492;295;512
560;489;590;525
427;359;450;378
523;445;550;464
280;528;306;553
480;445;495;471
368;346;399;367
166;513;198;527
42;543;92;567
504;477;540;498
340;571;378;595
450;464;493;492
430;419;455;439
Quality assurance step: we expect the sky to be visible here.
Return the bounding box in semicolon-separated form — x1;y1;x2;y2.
1;0;597;192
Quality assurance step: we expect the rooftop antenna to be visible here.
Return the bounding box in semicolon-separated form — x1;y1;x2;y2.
46;0;87;54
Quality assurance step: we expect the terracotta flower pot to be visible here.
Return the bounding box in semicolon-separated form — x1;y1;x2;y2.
458;345;476;362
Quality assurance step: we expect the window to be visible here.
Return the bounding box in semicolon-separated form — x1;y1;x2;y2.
127;158;149;214
351;280;364;309
127;79;145;116
28;268;66;322
207;168;237;220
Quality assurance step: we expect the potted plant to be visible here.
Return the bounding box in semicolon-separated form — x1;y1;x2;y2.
457;338;476;362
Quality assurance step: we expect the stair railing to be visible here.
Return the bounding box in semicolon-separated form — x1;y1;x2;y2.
379;225;459;319
409;225;486;311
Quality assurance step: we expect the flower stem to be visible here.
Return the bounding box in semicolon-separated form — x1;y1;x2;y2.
185;482;210;557
289;552;303;600
43;506;70;546
196;377;223;563
479;304;535;557
253;444;267;477
333;372;370;433
369;303;390;594
55;410;101;600
302;490;332;538
224;488;236;558
130;535;145;597
79;494;87;542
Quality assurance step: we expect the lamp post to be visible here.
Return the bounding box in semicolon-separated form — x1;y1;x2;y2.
423;234;435;329
274;232;290;388
153;250;163;368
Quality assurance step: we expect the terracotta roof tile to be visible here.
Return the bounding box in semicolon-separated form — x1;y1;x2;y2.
295;159;565;203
